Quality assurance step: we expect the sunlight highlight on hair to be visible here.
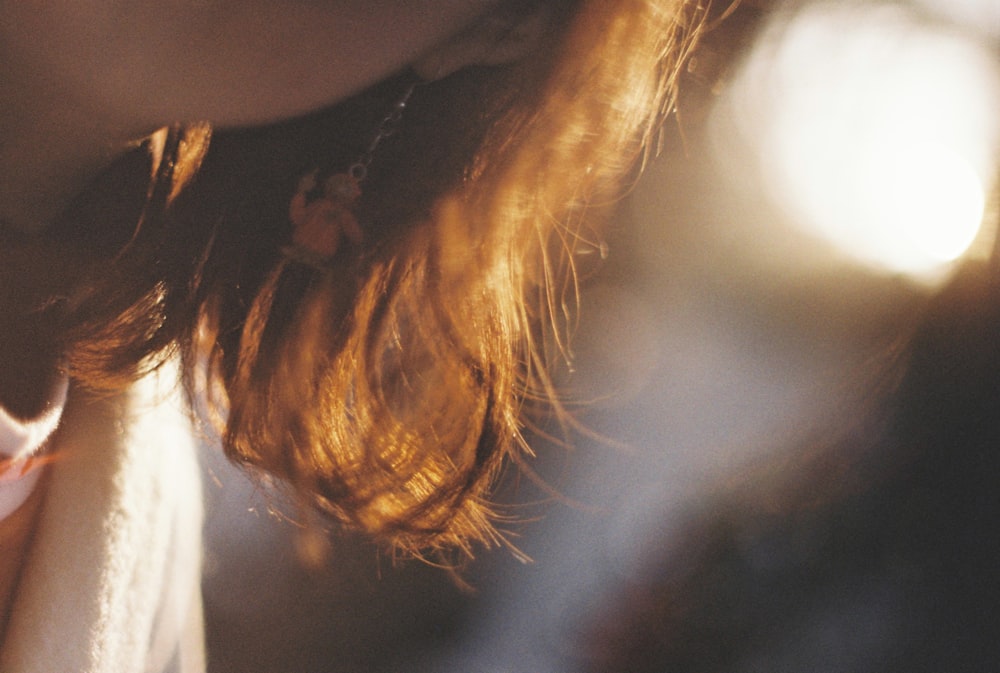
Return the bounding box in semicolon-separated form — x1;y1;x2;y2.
72;0;706;561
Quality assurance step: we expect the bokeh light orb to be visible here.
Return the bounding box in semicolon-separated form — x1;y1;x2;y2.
721;2;1000;278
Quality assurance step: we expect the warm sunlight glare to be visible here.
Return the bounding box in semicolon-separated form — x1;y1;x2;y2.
726;3;1000;278
912;0;1000;38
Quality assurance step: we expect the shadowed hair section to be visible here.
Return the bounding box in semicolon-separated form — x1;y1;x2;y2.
58;0;705;558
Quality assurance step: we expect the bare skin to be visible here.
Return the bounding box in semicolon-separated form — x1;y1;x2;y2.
0;0;552;644
0;478;46;642
0;0;547;232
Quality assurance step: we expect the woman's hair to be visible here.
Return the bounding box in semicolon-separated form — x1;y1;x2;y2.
48;0;705;557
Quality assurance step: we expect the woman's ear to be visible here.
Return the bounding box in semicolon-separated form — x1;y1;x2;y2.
412;2;556;81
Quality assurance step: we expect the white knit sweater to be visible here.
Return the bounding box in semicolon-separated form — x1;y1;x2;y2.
0;365;205;672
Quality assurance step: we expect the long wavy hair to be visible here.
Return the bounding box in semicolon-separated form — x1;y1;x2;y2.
43;0;706;557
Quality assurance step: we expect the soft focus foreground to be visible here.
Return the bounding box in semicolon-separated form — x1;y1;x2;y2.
200;1;1000;671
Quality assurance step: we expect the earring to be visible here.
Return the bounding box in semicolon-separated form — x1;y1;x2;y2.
284;79;418;268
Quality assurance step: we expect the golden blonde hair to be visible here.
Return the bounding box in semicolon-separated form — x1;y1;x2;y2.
59;0;704;557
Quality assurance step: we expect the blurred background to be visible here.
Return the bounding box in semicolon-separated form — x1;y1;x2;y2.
199;1;1000;671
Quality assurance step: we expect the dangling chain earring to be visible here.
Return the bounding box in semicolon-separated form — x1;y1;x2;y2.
285;79;418;267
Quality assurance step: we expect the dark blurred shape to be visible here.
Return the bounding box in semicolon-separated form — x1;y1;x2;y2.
579;253;1000;672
